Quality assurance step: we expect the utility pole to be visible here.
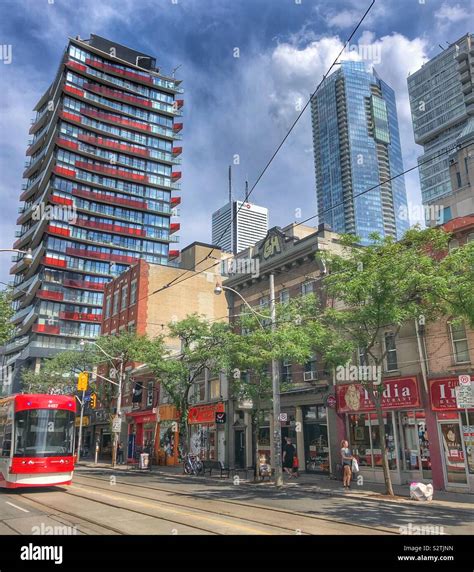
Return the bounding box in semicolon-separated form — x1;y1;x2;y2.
269;273;283;486
112;354;124;468
76;390;85;462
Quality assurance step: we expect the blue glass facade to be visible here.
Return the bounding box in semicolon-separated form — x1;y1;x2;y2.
312;61;409;244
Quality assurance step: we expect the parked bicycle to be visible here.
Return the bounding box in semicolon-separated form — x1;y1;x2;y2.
183;453;203;476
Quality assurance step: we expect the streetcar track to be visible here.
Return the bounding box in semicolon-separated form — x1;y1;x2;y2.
73;473;398;535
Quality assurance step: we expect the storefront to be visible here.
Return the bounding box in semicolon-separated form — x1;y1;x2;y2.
126;410;157;462
188;402;225;462
336;377;431;485
429;377;474;491
156;404;180;466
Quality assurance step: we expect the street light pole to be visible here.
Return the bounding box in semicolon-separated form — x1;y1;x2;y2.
76;389;85;462
112;354;124;468
269;273;283;487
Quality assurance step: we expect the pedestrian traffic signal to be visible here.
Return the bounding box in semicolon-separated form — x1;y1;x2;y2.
89;393;97;409
77;372;89;392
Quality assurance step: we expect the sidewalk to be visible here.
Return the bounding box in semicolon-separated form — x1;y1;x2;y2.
76;461;474;513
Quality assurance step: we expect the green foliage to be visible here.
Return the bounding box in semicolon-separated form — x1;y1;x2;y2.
0;290;13;346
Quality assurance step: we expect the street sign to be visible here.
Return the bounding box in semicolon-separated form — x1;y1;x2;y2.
112;416;121;433
215;412;226;424
458;374;471;387
456;384;473;409
326;395;337;409
279;413;287;422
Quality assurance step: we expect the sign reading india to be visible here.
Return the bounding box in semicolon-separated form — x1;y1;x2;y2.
336;377;420;413
430;377;473;411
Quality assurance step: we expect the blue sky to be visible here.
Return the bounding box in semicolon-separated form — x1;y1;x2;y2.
0;0;471;286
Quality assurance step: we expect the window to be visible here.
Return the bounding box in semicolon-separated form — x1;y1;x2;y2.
105;296;111;319
194;382;205;402
281;359;292;383
112;291;119;315
279;289;290;304
456;171;462;188
120;285;128;311
146;382;154;408
130;280;137;305
209;378;220;400
449;238;459;251
302;281;314;295
450;322;470;363
384;333;398;371
304;353;317;381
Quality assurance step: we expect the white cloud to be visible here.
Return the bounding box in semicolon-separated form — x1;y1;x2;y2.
434;2;469;24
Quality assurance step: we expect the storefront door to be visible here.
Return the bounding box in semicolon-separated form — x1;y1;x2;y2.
438;420;468;485
303;406;329;474
234;429;245;468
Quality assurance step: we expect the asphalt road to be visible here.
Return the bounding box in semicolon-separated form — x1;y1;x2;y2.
0;467;471;536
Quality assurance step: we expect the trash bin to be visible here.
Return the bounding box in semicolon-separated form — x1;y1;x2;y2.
139;452;149;470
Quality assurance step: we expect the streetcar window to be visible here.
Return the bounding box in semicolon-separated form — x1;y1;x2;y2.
14;409;74;457
1;424;12;457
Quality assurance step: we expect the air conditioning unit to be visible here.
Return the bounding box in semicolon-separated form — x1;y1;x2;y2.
304;371;317;382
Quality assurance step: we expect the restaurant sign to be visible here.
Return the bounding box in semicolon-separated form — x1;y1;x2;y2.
336;377;420;413
188;402;225;424
430;377;474;411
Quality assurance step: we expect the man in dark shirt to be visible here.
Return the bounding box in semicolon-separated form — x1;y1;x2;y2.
282;437;296;477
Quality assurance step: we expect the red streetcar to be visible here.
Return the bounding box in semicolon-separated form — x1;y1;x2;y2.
0;394;76;488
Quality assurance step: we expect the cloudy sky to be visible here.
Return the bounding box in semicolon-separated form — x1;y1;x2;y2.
0;0;471;286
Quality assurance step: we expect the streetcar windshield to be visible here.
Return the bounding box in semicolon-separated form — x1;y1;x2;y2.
14;409;75;457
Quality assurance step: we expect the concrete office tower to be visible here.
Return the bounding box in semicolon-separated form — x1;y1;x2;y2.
311;61;409;244
408;33;474;223
212;200;269;254
6;35;184;390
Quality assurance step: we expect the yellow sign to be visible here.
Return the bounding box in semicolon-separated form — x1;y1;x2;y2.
77;372;89;392
263;235;281;260
75;416;89;427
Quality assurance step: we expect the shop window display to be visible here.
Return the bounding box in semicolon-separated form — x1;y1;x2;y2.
461;411;474;475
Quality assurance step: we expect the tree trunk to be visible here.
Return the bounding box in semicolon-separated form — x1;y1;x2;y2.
253;411;260;482
374;396;394;497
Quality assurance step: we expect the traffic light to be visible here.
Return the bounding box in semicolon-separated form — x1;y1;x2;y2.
89;393;97;409
77;372;89;392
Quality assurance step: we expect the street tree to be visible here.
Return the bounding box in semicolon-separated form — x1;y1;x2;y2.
144;314;229;458
0;289;13;346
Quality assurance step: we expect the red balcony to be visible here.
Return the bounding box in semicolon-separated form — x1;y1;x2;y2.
63;278;105;291
56;137;78;151
172;147;182;156
171;197;181;206
83;83;153;108
50;194;74;206
42;256;67;268
169;250;180;259
75;217;146;237
63;84;85;98
77;134;149;157
171;172;182;180
74;160;147;182
33;323;60;335
85;59;153;84
175;100;184;109
59;311;102;323
173;123;183;132
66;60;87;73
54;165;76;179
59;110;82;124
81;109;151;132
66;247;139;265
48;224;70;237
37;290;64;301
72;188;147;210
170;223;180;234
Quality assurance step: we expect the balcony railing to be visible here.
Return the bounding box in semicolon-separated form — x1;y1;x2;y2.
71;188;148;210
75;217;146;237
77;134;149;157
83;83;153;108
33;323;60;335
37;289;64;301
63;278;105;291
65;247;139;265
59;311;102;323
74;160;148;182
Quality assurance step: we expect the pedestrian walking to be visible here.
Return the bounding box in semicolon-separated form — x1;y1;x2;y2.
292;453;300;478
341;439;353;489
117;441;124;465
282;437;296;478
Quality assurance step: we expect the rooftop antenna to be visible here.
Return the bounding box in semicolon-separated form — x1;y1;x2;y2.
438;44;445;50
228;165;234;254
244;179;249;203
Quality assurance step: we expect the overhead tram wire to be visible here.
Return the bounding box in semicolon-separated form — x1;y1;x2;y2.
132;137;470;301
132;0;377;305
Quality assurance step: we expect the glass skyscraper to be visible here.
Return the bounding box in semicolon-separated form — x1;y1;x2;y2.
311;61;409;244
407;33;474;212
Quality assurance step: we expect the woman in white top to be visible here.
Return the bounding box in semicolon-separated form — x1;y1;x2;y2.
341;440;353;489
